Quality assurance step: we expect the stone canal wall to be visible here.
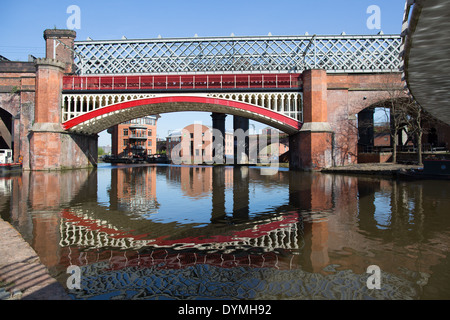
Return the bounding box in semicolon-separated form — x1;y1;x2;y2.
0;218;70;300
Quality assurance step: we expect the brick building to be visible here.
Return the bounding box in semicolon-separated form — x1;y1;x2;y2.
166;124;234;162
109;115;158;158
165;123;289;163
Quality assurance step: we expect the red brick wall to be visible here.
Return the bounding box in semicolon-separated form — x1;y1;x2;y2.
111;121;157;157
0;64;36;165
44;29;77;74
327;72;403;167
34;60;64;123
302;70;328;123
358;152;392;163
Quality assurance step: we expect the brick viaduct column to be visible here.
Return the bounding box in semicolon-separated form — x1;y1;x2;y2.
29;58;66;170
211;166;226;222
211;112;227;163
233;116;249;164
28;29;97;170
44;29;77;74
290;69;334;170
289;171;332;270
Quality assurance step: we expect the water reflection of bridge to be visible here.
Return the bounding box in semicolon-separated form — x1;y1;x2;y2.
55;165;424;300
60;165;303;253
59;209;302;253
68;257;419;300
4;165;450;299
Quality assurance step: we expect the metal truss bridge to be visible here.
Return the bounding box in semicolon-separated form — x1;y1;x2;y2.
72;34;402;75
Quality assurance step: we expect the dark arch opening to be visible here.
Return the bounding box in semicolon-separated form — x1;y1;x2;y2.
357;96;450;164
0;108;13;150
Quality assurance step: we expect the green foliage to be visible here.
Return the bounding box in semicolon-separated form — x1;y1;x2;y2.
10;86;19;94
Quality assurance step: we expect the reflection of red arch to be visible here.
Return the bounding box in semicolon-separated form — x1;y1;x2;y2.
62;96;302;134
60;209;300;271
60;209;299;247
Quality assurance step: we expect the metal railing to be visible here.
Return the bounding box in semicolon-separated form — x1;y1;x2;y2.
73;34;402;75
62;73;301;91
128;134;148;139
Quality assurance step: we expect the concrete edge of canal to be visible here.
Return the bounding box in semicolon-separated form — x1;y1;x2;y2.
321;163;422;175
0;218;71;300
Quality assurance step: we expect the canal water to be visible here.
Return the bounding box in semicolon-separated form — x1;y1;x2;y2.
1;163;450;300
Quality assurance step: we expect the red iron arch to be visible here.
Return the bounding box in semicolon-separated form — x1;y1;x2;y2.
63;95;302;134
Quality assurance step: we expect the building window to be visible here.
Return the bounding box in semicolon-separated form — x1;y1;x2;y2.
123;139;129;147
123;129;128;136
148;129;152;136
148;140;152;146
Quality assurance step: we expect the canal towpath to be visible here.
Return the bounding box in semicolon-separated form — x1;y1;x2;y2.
0;218;71;300
321;162;422;175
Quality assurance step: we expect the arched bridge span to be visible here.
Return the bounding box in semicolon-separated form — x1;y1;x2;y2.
62;93;303;135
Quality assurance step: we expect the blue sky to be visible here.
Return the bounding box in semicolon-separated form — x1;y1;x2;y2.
0;0;406;146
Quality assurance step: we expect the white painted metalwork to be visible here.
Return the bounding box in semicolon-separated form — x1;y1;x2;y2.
62;93;152;122
59;209;302;251
62;92;302;134
205;92;302;121
73;34;402;75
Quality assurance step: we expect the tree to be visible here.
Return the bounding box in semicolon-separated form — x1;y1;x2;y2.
404;103;444;166
334;113;358;166
378;79;435;165
376;75;414;164
381;97;410;164
404;102;424;165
